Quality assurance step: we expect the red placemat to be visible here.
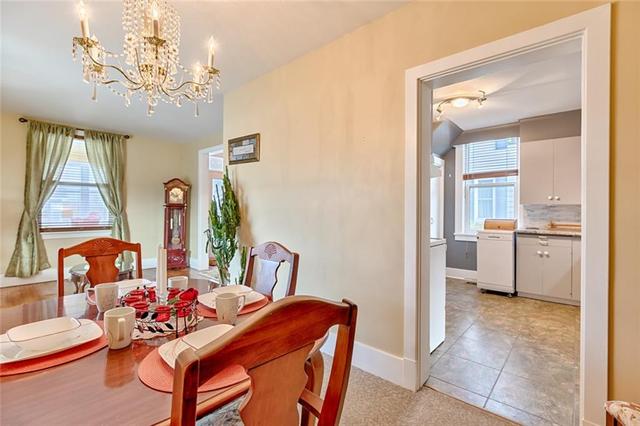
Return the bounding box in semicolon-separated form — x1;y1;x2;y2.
0;334;108;377
197;297;269;319
137;347;248;393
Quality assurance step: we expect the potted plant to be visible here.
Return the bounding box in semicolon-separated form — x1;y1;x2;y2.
204;168;240;286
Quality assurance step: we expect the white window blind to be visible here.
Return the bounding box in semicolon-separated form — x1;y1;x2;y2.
40;138;112;231
463;137;518;179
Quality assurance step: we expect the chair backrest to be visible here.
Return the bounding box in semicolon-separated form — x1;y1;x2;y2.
171;296;357;426
57;237;143;296
243;241;299;300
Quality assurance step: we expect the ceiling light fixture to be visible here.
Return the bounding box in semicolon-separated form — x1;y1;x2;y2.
435;90;487;121
72;0;220;117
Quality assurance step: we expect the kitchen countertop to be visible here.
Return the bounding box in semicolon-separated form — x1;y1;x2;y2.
516;228;581;237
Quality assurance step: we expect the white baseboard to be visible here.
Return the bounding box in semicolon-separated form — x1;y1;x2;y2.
446;267;477;282
321;332;409;389
0;269;59;288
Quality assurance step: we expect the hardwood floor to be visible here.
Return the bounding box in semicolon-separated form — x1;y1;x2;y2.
0;268;204;309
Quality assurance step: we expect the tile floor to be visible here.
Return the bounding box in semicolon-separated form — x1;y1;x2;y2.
428;278;580;426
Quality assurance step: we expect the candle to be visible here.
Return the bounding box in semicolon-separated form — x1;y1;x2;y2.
207;36;215;67
78;1;90;38
156;245;168;299
151;2;160;37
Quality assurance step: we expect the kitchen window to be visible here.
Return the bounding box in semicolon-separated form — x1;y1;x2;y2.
40;138;112;233
454;137;519;241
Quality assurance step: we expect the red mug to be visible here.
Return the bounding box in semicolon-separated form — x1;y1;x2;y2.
146;288;157;302
173;300;191;318
130;301;149;314
129;289;145;298
154;304;171;322
123;295;143;305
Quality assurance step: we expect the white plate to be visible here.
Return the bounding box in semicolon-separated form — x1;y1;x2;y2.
7;317;82;351
210;285;253;296
0;319;103;364
117;278;154;295
197;289;265;310
158;324;234;368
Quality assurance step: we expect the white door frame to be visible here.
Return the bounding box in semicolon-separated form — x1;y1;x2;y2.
403;5;610;426
195;144;224;271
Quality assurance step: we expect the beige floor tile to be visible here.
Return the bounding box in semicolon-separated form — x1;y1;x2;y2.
503;342;578;387
490;371;574;425
462;323;519;346
485;399;555;426
447;335;513;370
430;353;500;397
426;376;487;408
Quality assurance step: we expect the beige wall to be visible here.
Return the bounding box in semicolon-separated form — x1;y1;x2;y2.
223;1;639;402
0;111;190;272
609;0;640;402
180;136;224;263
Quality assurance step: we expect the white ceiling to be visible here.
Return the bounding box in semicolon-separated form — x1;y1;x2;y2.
433;43;582;131
1;1;405;141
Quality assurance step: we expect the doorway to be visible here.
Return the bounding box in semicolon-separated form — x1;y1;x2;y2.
195;145;224;271
403;5;610;425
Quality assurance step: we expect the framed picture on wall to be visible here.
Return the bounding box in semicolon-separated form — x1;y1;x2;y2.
228;133;260;165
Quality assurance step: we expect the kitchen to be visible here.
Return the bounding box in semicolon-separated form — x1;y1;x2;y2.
426;39;582;425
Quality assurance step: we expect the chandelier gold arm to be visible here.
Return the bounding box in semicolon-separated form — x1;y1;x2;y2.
164;67;219;93
75;36;144;88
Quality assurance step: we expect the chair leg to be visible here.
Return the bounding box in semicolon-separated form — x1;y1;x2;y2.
606;412;617;426
301;350;324;426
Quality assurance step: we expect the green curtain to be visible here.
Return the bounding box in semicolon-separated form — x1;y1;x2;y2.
84;129;132;265
5;121;75;277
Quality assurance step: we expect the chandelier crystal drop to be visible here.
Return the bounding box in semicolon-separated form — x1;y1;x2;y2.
72;0;220;117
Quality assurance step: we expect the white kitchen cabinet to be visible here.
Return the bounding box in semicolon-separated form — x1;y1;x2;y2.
516;243;543;294
520;140;555;204
519;136;581;205
516;234;580;305
542;245;573;299
571;238;581;302
553;138;581;204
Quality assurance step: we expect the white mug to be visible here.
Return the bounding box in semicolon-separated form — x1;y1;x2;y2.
168;276;189;290
86;283;119;312
216;293;246;325
103;306;135;350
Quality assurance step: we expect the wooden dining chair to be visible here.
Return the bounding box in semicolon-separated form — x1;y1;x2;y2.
243;241;300;300
57;237;143;296
170;295;357;426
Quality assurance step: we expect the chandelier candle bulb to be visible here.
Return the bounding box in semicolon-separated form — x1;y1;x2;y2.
208;37;215;67
151;3;160;37
77;1;90;38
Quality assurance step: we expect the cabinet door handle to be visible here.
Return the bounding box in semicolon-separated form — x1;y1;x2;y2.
536;250;543;256
547;195;553;200
554;196;560;201
544;251;549;257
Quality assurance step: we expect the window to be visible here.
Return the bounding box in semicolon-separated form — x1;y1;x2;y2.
455;138;519;240
40;138;112;232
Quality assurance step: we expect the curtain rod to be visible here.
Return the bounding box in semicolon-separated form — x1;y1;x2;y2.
18;117;131;139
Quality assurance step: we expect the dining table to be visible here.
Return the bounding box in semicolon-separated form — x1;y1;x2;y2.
0;273;263;425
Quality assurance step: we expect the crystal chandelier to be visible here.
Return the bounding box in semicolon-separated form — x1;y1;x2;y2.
72;0;220;117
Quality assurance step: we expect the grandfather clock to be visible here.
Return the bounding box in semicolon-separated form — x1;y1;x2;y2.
163;178;190;269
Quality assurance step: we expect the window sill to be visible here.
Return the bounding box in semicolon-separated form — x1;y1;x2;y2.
41;229;111;240
454;232;477;242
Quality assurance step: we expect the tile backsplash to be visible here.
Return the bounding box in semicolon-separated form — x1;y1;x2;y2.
520;204;581;229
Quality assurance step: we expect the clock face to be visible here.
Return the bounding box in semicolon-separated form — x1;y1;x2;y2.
169;187;184;204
